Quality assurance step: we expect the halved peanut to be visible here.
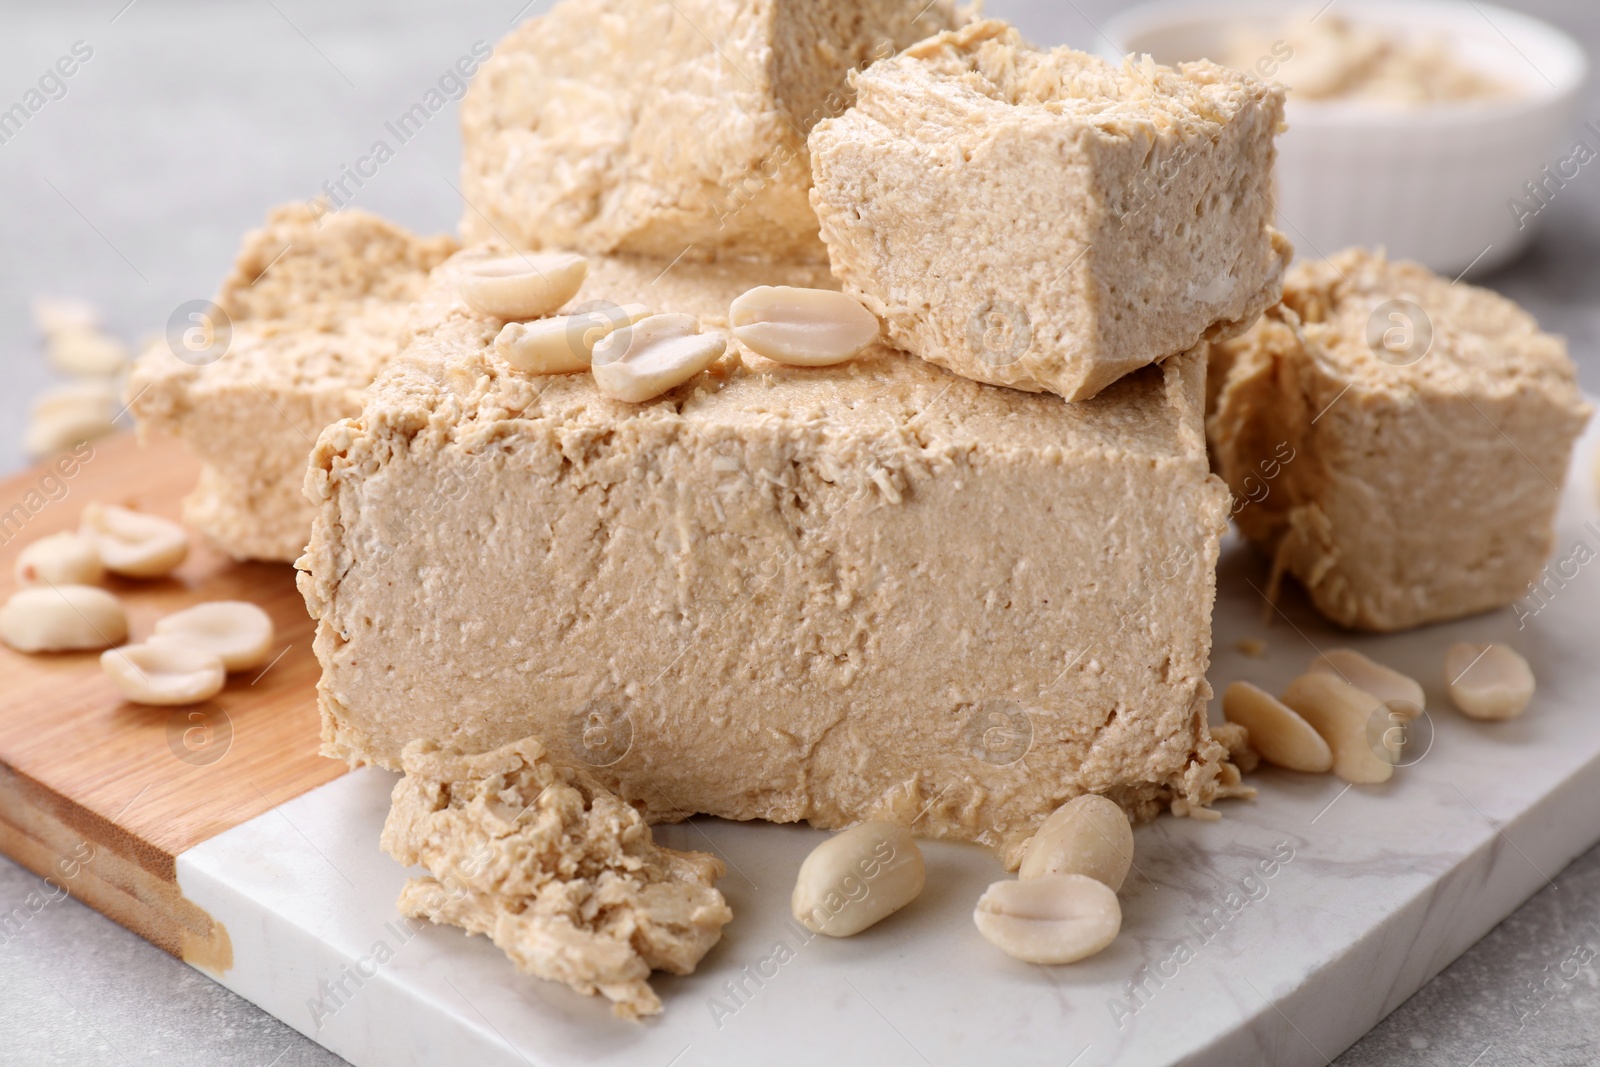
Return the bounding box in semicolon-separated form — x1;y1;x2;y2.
151;602;275;672
591;314;726;403
494;303;653;375
973;875;1121;965
729;286;881;367
80;504;189;579
1280;673;1394;784
1018;795;1133;891
101;643;226;706
1223;681;1333;774
15;532;106;587
0;586;128;653
1445;643;1534;721
49;329;128;377
791;822;925;937
456;253;589;321
1309;649;1424;719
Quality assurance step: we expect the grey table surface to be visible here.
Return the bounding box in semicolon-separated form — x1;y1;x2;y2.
2;1;1599;1064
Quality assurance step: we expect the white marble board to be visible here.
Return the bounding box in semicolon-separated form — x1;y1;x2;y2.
175;421;1600;1067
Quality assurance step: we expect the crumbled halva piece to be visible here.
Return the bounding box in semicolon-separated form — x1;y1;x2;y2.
458;0;966;263
1208;248;1592;632
127;204;458;561
382;737;733;1019
300;251;1249;865
809;20;1292;401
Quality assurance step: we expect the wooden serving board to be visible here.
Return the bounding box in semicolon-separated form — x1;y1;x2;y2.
0;433;342;972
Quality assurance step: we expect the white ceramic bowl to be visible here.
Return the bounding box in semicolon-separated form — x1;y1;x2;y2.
1103;0;1588;275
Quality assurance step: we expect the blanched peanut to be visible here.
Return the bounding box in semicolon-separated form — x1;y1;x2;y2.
495;303;652;375
973;874;1121;965
1280;673;1394;784
791;822;924;937
729;286;881;367
457;253;589;320
1309;649;1424;719
32;380;119;424
591;314;726;403
101;643;226;706
0;586;128;653
1445;643;1534;721
152;602;275;672
26;381;119;455
80;504;189;579
25;410;117;458
1223;681;1334;774
32;297;100;338
49;329;128;377
1018;795;1133;891
15;533;105;587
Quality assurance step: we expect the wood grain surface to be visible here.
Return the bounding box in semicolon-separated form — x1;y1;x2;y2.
0;433;341;968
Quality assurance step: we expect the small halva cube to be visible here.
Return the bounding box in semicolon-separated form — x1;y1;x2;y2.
809;20;1292;401
1209;248;1591;632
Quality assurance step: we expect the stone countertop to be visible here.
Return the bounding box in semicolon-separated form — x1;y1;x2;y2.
1;1;1598;1064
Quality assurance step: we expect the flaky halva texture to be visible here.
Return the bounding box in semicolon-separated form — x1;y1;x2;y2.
458;0;967;263
128;204;830;562
127;204;458;561
300;249;1251;868
383;736;732;1019
809;20;1292;401
1208;248;1592;632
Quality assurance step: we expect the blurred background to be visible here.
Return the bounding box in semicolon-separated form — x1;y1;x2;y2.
2;0;1599;1064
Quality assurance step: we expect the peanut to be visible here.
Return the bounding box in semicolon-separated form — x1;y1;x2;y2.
1018;795;1134;891
0;585;128;653
495;303;652;375
729;286;881;367
25;410;117;458
973;875;1121;965
32;297;99;338
457;253;589;321
1445;643;1534;721
101;642;226;706
80;504;189;579
49;330;128;377
1309;649;1424;719
15;533;106;588
1223;681;1334;774
791;822;925;937
1280;673;1394;784
151;601;275;672
591;313;726;403
31;380;119;424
